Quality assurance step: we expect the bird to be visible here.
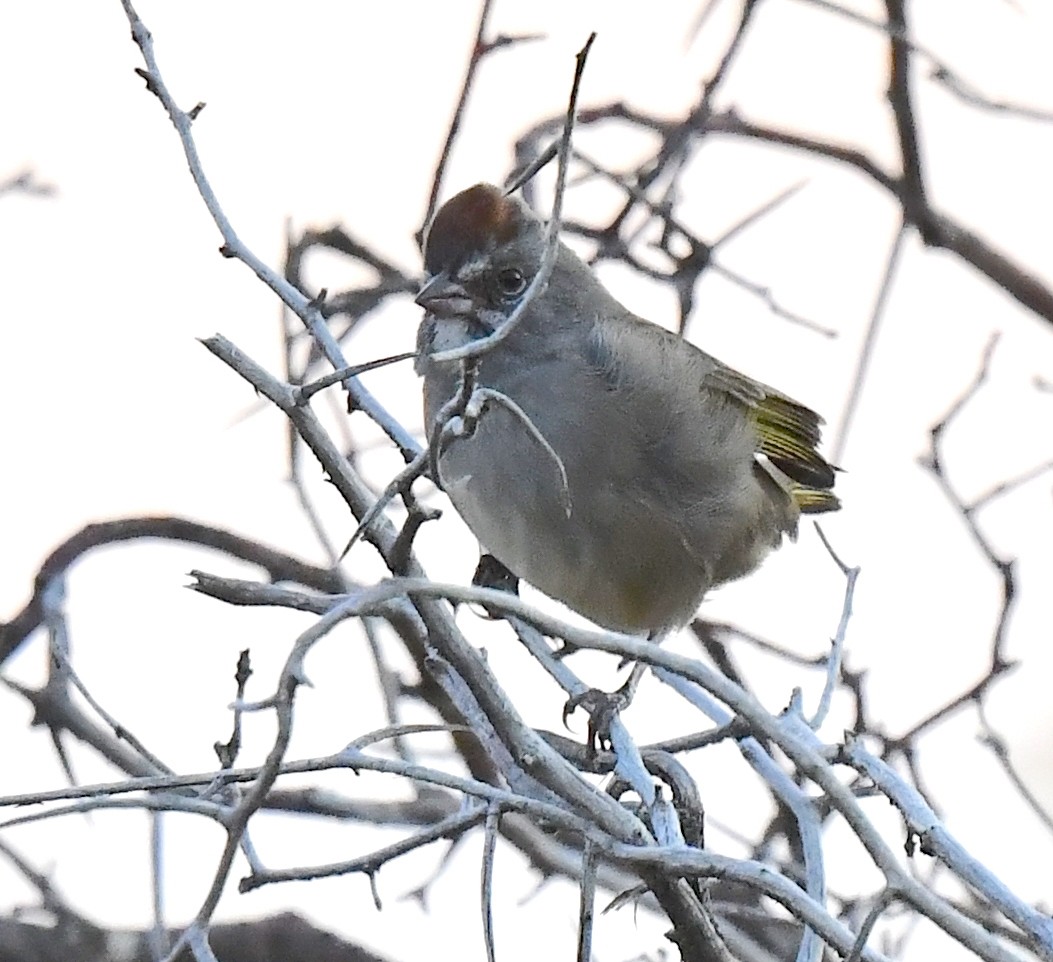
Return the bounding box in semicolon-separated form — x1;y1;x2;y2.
415;183;838;638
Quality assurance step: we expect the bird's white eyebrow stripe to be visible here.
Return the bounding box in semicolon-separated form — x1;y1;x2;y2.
457;254;489;280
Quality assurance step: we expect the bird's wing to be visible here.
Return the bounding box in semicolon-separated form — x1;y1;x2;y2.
704;364;836;491
595;314;839;512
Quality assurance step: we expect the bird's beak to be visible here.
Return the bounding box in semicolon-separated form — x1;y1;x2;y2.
415;271;473;319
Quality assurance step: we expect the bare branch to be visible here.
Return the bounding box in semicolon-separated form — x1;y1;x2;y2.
919;335;1018;669
481;803;500;962
118;0;419;458
831;219;908;463
808;525;860;730
429;32;597;365
417;0;543;246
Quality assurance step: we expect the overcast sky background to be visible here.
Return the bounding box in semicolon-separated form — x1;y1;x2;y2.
2;2;1052;960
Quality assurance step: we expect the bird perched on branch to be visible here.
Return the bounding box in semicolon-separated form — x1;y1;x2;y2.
415;183;838;636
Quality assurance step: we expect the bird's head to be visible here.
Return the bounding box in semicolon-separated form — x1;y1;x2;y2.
416;184;545;331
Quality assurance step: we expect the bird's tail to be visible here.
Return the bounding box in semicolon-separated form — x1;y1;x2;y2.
790;485;841;514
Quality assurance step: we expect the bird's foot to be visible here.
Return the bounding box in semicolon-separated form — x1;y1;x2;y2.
562;666;643;755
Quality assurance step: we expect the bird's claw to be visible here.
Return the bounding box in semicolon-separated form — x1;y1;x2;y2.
562;686;632;755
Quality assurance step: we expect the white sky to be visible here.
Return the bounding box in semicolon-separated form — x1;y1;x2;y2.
2;2;1052;960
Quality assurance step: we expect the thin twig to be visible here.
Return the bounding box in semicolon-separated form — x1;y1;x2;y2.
481;802;501;962
118;0;419;458
148;814;171;960
845;889;900;962
967;458;1053;512
241;806;487;892
1;516;345;666
930;65;1053;124
919;334;1018;670
977;708;1053;835
428;32;597;365
831;218;908;464
44;599;173;776
808;524;860;730
213;650;252;769
295;352;416;404
417;3;546;244
338;450;431;560
577;839;597;962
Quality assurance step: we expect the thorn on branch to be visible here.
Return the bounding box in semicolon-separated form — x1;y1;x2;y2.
390;502;442;575
482;32;545;55
132;66;160;97
338;450;432;562
295;351;416;406
214;649;253;769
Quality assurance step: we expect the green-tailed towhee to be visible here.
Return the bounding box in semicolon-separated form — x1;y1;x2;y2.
415;183;838;635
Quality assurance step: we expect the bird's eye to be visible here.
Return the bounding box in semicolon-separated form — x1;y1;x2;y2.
495;268;527;298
